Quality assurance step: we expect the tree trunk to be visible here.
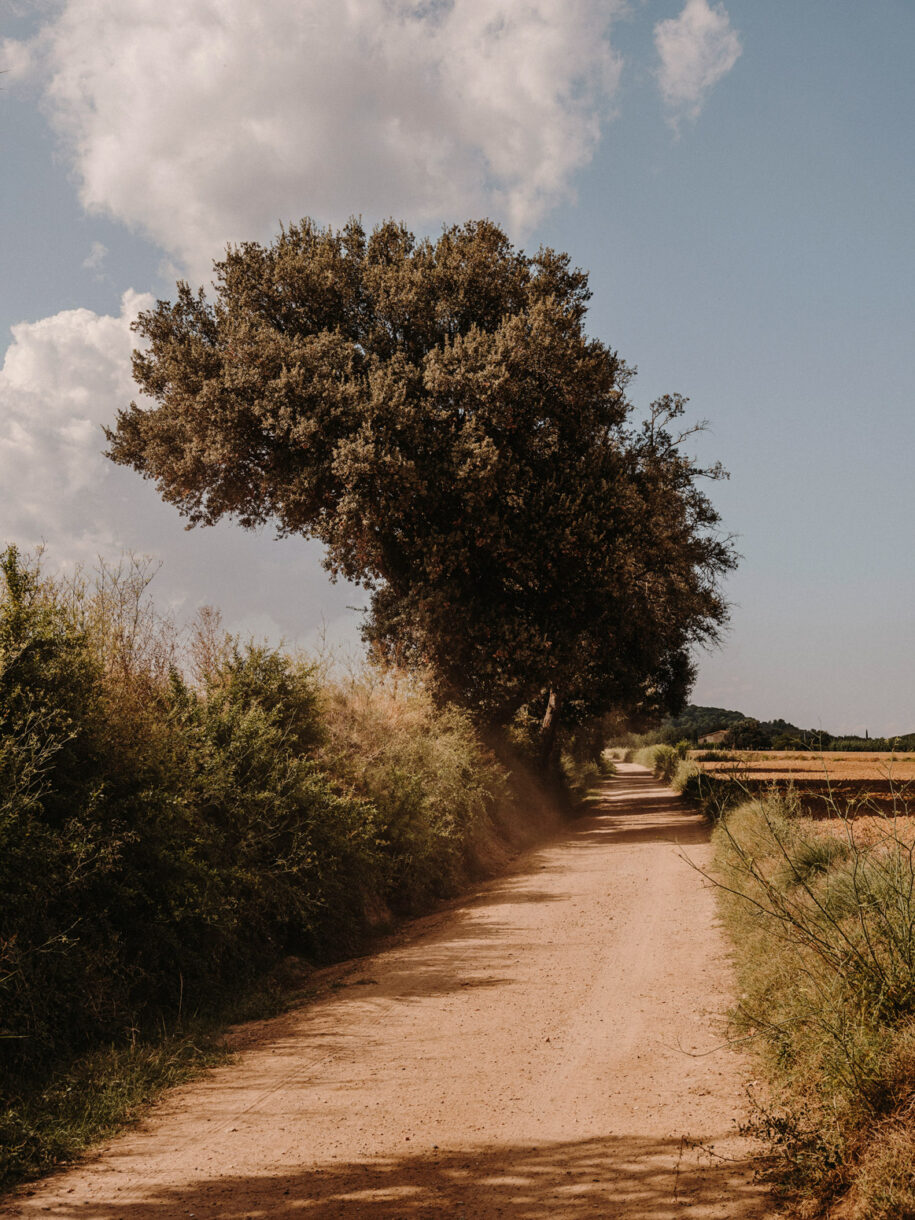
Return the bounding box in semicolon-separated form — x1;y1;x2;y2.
539;687;562;770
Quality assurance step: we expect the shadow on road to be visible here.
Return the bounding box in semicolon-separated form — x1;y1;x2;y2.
572;768;711;848
206;768;714;1031
16;1134;768;1218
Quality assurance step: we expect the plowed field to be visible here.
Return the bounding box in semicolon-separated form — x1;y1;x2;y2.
694;751;915;815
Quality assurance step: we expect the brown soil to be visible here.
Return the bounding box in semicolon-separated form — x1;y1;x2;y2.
3;765;777;1219
696;752;915;816
697;750;915;783
816;813;915;848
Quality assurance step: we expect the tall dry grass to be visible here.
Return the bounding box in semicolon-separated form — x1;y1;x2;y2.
713;793;915;1218
316;667;505;911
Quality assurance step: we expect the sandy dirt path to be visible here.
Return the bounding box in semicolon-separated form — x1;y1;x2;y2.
5;764;776;1219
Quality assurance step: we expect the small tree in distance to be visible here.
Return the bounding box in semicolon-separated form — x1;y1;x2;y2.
107;218;736;766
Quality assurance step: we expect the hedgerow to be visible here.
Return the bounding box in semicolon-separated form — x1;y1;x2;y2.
0;546;521;1188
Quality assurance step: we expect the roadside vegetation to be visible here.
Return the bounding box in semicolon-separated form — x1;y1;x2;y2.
623;734;915;1213
617;741;711;800
713;792;915;1218
0;546;576;1191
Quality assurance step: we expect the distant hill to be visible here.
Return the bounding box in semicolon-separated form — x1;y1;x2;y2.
652;705;915;752
655;705;747;741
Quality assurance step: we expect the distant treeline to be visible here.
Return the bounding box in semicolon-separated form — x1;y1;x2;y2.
627;705;915;752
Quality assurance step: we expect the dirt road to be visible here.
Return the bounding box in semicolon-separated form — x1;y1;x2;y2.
5;765;775;1218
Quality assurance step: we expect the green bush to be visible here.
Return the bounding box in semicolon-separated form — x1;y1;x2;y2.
671;758;700;794
559;753;605;802
0;549;381;1090
632;743;679;784
0;547;515;1188
317;671;503;911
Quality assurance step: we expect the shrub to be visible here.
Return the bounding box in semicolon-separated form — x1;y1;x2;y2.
671;758;700;794
633;743;679;784
316;669;503;911
0;552;381;1091
559;752;605;802
0;548;521;1188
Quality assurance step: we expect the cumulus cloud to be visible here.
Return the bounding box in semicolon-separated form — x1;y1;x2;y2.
0;291;154;557
11;0;625;277
654;0;741;127
0;294;357;639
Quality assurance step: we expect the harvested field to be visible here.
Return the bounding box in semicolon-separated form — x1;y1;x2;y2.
817;812;915;846
692;751;915;816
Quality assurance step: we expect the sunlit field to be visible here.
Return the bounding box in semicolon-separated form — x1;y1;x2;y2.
694;749;915;817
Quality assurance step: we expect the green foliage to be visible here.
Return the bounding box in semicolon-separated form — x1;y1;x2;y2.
0;551;379;1085
633;703;915;752
316;670;503;911
714;796;915;1216
0;549;515;1190
0;1028;226;1187
107;217;735;749
670;758;701;794
632;742;680;784
558;754;604;803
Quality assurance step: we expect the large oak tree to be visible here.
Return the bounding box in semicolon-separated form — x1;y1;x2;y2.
107;218;735;759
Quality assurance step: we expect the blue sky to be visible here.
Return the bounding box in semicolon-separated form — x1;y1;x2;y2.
2;0;913;734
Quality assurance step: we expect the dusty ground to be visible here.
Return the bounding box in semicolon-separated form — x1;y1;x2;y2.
4;764;776;1219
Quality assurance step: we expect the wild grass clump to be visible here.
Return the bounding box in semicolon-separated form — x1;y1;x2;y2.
559;723;616;803
0;546;522;1189
316;668;504;912
671;757;700;793
632;743;680;784
713;793;915;1217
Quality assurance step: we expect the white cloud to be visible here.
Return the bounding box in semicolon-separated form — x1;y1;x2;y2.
82;240;108;271
0;291;154;555
11;0;625;277
654;0;741;127
0;294;358;640
0;35;35;82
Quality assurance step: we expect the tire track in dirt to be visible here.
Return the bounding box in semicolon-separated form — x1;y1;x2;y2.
4;764;777;1218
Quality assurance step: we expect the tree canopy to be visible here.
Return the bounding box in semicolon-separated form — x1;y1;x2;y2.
107;217;736;754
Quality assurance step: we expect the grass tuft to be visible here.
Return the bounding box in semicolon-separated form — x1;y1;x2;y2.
0;1030;226;1186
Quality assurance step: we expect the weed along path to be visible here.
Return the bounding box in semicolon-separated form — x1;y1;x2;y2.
5;764;776;1219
